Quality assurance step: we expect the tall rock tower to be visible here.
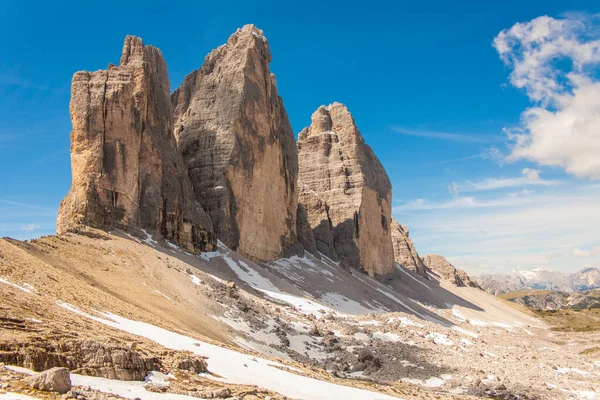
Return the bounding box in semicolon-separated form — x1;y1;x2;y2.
297;103;394;276
57;36;215;253
172;25;299;262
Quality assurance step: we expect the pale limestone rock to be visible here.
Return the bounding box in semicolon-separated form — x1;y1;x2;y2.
297;204;319;258
297;103;394;276
25;367;71;394
390;218;428;278
57;36;215;253
422;254;478;288
172;25;299;262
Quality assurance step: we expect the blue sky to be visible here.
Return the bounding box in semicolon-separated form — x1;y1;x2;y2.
1;0;599;275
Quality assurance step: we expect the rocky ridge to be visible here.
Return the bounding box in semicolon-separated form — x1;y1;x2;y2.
391;218;428;278
297;103;394;276
422;254;478;288
501;288;600;310
172;25;301;262
476;267;600;295
57;36;215;253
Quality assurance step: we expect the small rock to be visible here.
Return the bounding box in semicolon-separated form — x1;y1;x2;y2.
25;367;71;394
199;388;232;399
309;325;322;336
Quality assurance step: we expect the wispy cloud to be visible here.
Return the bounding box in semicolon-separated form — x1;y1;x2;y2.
0;74;50;91
394;184;600;274
546;252;564;260
420;154;482;167
21;224;40;232
393;193;535;212
570;246;600;257
391;127;503;143
0;199;55;211
448;168;559;195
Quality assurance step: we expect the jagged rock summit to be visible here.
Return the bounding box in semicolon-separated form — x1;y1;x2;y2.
391;218;428;278
57;36;215;253
172;24;300;262
422;254;478;288
297;103;394;276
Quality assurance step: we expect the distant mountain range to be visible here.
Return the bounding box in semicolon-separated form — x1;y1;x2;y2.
475;267;600;295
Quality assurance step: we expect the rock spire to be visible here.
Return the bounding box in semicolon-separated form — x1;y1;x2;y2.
57;36;215;253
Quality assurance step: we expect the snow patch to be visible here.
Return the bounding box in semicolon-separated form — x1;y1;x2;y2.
451;307;466;321
426;332;453;346
57;304;399;400
0;277;35;294
154;290;172;301
372;331;402;342
395;264;433;291
189;275;202;286
141;229;157;246
453;326;479;339
0;394;40;400
144;371;175;385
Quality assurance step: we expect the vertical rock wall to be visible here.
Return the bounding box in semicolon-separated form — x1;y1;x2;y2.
297;103;394;276
57;36;215;253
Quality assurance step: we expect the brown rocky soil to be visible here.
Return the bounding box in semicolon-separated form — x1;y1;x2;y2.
1;231;599;399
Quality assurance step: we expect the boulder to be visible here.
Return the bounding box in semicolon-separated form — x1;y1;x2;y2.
25;367;71;394
390;218;428;278
172;25;299;262
57;35;215;253
297;103;394;276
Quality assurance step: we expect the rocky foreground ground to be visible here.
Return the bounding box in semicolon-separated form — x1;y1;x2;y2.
1;231;599;399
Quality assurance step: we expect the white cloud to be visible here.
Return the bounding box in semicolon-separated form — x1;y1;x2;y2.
570;246;600;257
394;183;600;274
21;224;40;232
570;248;591;257
494;15;600;179
447;169;557;196
521;168;539;180
394;193;534;212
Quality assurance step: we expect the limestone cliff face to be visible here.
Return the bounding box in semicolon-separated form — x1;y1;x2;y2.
57;36;215;253
172;25;299;262
422;254;479;288
391;218;428;278
297;103;394;276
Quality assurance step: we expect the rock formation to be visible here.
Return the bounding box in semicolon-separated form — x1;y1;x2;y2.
422;254;478;288
57;36;215;253
296;204;319;258
390;218;428;278
297;103;394;276
1;339;158;381
25;367;71;394
172;25;299;262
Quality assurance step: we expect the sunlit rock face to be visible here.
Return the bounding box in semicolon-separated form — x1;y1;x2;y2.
391;218;428;279
172;25;300;262
297;102;394;276
58;36;215;253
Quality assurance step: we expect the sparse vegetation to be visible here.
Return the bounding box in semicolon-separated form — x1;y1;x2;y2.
534;308;600;332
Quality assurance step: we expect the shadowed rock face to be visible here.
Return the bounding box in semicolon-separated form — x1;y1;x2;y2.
297;103;394;276
57;36;215;253
172;25;299;262
391;218;428;278
422;254;479;288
